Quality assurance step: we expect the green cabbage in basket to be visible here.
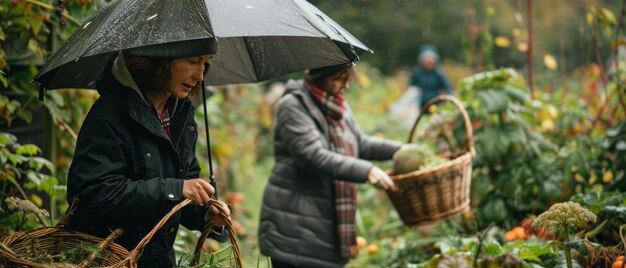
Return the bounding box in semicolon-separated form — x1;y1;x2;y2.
392;143;446;175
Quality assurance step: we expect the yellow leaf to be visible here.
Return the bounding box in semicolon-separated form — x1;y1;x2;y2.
543;54;558;71
30;194;43;207
586;12;594;26
517;42;528;52
494;36;510;48
603;170;613;183
547;105;558;119
0;73;7;88
541;118;554;132
589;172;598;184
512;28;522;37
575;173;584;183
601;8;617;25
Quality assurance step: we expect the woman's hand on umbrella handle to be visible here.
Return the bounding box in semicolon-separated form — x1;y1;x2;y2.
368;166;397;191
183;179;215;205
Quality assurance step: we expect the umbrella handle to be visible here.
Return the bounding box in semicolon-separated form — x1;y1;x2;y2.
201;80;218;200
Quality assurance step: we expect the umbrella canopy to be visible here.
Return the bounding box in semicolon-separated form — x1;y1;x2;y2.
34;0;371;90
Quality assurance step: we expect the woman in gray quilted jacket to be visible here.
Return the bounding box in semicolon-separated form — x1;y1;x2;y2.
258;63;403;267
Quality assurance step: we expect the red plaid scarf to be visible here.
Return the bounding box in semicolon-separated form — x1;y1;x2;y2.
309;85;359;258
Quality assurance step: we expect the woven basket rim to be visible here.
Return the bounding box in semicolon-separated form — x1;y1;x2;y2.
0;226;128;267
389;151;472;181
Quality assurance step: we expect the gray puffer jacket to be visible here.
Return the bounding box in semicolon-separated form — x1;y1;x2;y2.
258;79;401;267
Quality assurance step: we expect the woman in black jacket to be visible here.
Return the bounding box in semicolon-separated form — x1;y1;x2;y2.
67;39;230;267
259;63;403;267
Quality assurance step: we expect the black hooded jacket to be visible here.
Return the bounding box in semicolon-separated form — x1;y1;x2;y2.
67;54;212;267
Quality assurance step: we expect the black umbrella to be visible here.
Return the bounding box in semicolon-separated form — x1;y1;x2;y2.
34;0;370;90
34;0;371;198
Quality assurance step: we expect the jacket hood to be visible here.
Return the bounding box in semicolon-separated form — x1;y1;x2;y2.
96;52;180;113
112;51;146;104
95;52;144;100
284;79;307;95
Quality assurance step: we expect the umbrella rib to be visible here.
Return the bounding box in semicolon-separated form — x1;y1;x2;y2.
290;0;358;62
200;0;216;36
242;37;261;81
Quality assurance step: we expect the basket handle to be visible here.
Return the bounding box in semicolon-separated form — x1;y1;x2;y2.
191;199;242;267
407;95;475;157
56;197;80;228
112;198;193;268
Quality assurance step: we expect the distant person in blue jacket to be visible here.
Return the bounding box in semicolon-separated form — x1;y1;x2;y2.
408;45;452;111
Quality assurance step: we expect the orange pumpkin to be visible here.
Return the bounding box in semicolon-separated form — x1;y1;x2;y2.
356;236;367;249
366;244;379;254
613;256;625;268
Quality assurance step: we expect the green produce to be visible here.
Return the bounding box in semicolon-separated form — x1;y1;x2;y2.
392;143;446;175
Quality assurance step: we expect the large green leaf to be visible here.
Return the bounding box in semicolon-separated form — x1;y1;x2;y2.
28;157;54;172
0;133;12;145
434;237;464;254
482;198;508;223
481;238;503;257
27;15;43;35
15;144;40;156
503;85;530;103
476;126;510;161
6;153;27;165
540;178;562;197
476;90;508;114
26;171;43;186
506;110;531;129
472;172;493;200
501;123;527;145
597;205;626;222
26;175;58;196
565;239;590;255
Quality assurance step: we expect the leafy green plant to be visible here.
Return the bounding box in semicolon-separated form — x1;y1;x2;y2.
411;231;560;267
604;121;626;192
571;190;626;247
176;245;239;268
3;196;48;231
458;68;565;228
0;132;56;232
533;201;597;268
0;0;106;225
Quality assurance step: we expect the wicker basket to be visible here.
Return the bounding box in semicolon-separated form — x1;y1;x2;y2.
1;198;242;268
111;198;242;268
0;199;128;268
387;95;475;226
